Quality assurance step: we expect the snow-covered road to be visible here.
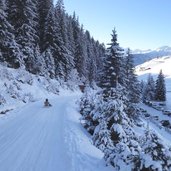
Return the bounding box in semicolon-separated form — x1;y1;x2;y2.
0;94;113;171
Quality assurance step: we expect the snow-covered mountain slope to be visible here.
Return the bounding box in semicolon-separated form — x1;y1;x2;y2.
135;55;171;110
133;46;171;65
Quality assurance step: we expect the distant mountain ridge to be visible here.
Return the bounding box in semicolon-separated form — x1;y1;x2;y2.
132;46;171;65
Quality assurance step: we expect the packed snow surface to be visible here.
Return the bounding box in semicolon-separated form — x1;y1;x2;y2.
0;94;113;171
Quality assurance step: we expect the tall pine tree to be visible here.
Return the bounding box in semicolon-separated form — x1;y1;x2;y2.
7;0;39;72
143;74;155;102
37;0;53;52
100;28;124;89
0;0;22;68
55;0;68;46
125;48;140;103
72;14;87;80
155;69;166;101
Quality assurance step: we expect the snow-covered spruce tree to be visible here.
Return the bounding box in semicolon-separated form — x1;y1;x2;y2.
143;74;155;102
42;4;60;79
100;28;124;89
55;0;68;46
42;49;55;78
80;87;171;170
67;69;81;89
139;130;171;171
54;9;75;82
37;0;53;52
125;48;140;103
7;0;39;72
42;3;74;81
0;0;23;68
94;41;106;83
32;46;45;75
60;44;75;83
155;69;166;101
80;88;100;135
42;4;61;77
65;14;76;56
86;31;98;86
71;13;88;81
140;80;146;101
80;86;143;170
93;117;114;153
99;88;144;170
123;49;141;120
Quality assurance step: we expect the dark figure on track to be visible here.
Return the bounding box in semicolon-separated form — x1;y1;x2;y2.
44;99;52;107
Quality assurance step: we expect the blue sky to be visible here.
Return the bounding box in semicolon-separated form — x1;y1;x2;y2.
61;0;171;50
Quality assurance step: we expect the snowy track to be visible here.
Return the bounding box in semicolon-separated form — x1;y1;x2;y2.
0;95;112;171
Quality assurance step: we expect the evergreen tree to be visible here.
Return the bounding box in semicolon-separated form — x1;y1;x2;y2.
37;0;53;52
125;48;140;103
0;0;22;68
100;28;124;89
43;3;62;78
7;0;38;47
143;74;155;101
43;4;74;80
80;86;142;170
43;3;58;51
155;70;166;101
93;119;114;152
65;14;75;55
86;31;97;85
54;9;75;81
72;15;88;80
140;130;171;171
94;41;105;76
7;0;39;72
42;48;55;78
55;0;68;46
31;46;45;75
140;80;146;100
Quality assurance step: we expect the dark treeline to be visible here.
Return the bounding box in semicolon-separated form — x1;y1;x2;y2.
0;0;105;84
